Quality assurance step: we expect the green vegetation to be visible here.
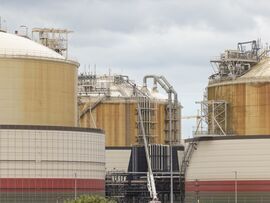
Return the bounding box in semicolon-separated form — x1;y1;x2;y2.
64;195;117;203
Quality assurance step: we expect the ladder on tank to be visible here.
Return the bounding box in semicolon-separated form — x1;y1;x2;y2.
179;139;199;203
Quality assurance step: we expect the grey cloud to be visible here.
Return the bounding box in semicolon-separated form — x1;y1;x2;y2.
1;0;260;34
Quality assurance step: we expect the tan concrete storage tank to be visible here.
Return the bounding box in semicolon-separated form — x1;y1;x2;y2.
208;57;270;136
0;31;78;127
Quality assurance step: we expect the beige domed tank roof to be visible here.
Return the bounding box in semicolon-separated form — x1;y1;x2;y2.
209;57;270;87
0;31;65;60
240;57;270;80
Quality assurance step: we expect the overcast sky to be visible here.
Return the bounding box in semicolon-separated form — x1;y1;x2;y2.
1;0;270;137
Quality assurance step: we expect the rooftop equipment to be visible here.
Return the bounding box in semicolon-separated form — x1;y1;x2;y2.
0;17;7;33
209;40;262;83
32;28;72;58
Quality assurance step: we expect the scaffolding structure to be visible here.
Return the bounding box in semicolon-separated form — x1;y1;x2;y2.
194;100;228;136
32;28;72;58
142;75;181;145
164;102;180;144
136;97;157;144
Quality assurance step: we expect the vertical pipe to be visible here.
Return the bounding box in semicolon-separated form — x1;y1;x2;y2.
234;171;238;203
74;172;77;200
212;101;215;134
200;104;203;133
225;102;227;133
169;92;173;203
66;32;68;59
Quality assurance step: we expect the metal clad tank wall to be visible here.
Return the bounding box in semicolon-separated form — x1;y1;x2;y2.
0;58;78;127
80;100;167;147
208;82;270;135
95;101;137;146
185;137;270;202
0;127;105;202
156;103;166;144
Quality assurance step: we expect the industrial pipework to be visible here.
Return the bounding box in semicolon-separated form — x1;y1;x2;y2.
143;75;178;103
143;75;180;203
142;75;181;144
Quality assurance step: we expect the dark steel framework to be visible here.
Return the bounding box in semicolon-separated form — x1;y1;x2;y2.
105;145;184;203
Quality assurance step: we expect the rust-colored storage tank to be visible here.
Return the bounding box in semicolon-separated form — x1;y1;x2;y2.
185;42;270;202
80;98;168;146
208;57;270;135
78;74;181;147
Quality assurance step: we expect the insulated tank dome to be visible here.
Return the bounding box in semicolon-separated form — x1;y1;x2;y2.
0;31;65;59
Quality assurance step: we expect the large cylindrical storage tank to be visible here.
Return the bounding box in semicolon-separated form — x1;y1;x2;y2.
208;57;270;135
78;75;181;147
184;44;270;202
185;136;270;202
0;31;106;202
0;125;105;202
0;32;78;127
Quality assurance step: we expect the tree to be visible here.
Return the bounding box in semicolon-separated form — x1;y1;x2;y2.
64;195;117;203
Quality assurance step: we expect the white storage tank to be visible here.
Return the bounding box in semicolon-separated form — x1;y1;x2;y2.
0;125;105;202
185;136;270;202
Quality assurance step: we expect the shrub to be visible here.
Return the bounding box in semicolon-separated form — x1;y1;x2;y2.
64;195;117;203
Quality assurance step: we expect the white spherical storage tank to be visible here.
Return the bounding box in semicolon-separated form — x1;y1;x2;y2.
185;136;270;203
0;125;105;202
